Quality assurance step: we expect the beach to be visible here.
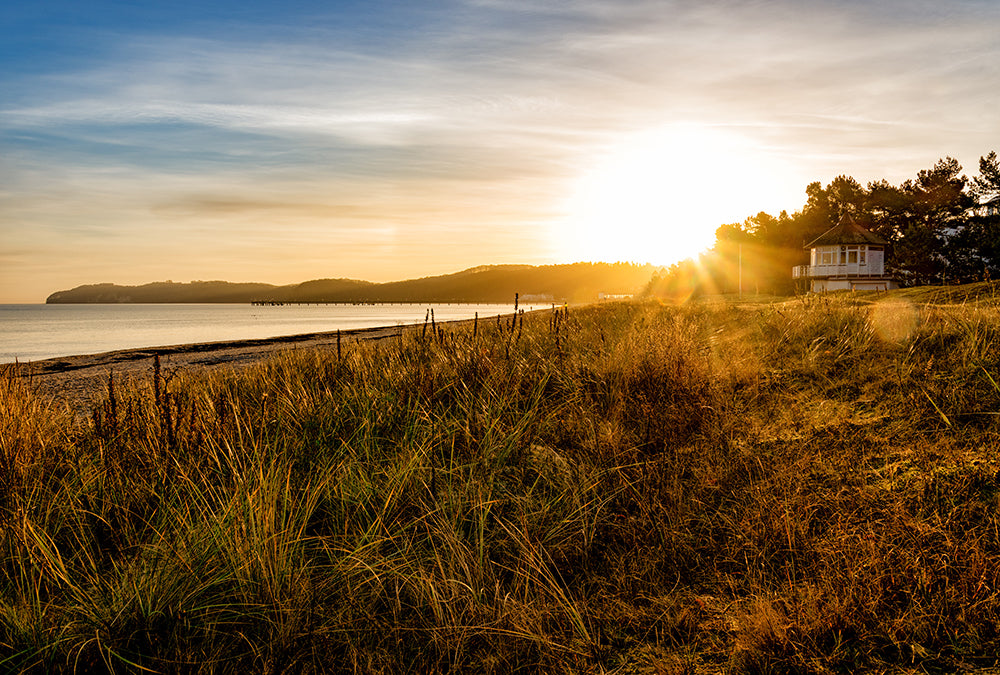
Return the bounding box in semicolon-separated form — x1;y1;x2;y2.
5;321;430;412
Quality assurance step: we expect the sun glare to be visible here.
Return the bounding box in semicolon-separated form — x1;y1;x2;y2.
556;124;802;266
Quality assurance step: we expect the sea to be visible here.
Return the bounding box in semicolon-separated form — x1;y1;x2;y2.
0;303;517;364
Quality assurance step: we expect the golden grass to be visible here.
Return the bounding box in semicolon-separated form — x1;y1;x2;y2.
2;291;1000;672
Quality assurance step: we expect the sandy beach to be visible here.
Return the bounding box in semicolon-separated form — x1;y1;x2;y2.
4;322;428;413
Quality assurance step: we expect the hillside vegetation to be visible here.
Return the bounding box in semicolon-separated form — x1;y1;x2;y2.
44;262;655;304
5;282;1000;672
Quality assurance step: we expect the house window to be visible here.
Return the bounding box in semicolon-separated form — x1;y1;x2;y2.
860;249;866;265
848;250;858;264
821;251;832;265
840;247;847;264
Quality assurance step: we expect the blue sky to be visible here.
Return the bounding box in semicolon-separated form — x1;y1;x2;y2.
2;0;999;301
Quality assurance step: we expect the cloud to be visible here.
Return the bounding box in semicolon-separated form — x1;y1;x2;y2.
9;2;988;164
3;0;1000;300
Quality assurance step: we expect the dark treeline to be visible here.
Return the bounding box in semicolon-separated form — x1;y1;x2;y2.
648;152;1000;298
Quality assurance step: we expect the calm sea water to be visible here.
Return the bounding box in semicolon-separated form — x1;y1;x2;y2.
0;303;515;364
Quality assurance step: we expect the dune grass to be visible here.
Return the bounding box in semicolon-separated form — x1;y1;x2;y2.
3;285;1000;673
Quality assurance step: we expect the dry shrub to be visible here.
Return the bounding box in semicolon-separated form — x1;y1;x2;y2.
603;311;718;452
730;591;854;674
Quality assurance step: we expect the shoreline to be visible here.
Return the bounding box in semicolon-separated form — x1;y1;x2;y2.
4;320;462;412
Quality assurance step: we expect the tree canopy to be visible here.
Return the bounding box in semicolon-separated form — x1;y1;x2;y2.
649;152;1000;297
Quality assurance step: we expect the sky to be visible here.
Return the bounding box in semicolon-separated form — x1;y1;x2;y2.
2;0;999;302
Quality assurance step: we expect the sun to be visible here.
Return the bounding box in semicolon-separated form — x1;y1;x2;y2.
554;123;802;266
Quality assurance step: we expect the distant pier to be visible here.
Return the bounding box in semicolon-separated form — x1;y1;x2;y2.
251;300;370;306
249;300;473;306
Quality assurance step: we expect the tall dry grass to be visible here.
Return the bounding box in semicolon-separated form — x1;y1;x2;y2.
2;288;1000;672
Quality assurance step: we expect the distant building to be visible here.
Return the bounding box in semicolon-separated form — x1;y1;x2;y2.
792;215;899;292
974;194;1000;218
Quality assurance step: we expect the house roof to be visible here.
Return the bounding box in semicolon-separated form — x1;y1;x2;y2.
805;214;887;249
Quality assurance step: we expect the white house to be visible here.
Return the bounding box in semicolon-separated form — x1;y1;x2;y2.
975;194;1000;218
792;215;899;292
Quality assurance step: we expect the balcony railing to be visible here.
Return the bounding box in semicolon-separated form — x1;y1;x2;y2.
793;264;886;279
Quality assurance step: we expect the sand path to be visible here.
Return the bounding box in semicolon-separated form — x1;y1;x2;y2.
4;322;432;414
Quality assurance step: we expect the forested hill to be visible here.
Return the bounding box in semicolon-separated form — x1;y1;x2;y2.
45;263;655;304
